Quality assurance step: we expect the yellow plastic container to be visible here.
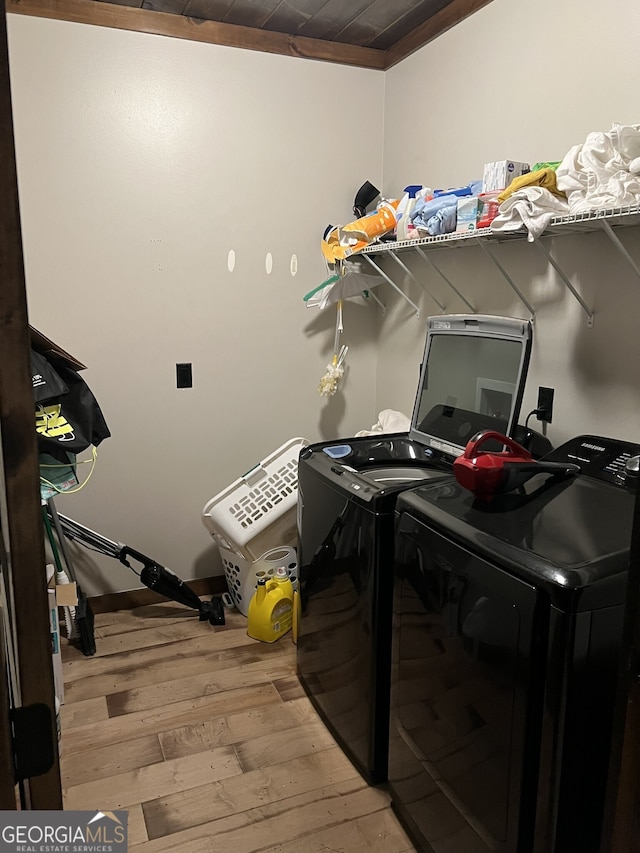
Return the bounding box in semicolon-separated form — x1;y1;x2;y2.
247;570;293;643
292;589;300;645
321;199;400;263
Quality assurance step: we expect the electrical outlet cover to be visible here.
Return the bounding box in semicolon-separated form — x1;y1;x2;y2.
536;387;554;423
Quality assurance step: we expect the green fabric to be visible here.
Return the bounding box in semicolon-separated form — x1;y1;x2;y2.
39;452;78;501
303;274;340;302
532;161;561;172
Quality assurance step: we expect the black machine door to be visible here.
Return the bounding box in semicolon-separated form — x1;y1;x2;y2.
390;513;546;853
296;462;393;784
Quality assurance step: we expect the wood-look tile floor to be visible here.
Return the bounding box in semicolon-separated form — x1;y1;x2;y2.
59;600;416;852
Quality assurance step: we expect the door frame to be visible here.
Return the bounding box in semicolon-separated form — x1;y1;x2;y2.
0;0;62;808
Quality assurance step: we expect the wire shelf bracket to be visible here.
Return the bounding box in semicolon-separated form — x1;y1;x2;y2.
414;246;477;313
474;238;536;321
534;239;594;327
387;250;446;311
600;220;640;281
361;254;421;317
364;288;386;312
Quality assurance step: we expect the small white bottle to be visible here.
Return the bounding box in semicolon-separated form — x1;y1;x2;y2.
273;566;294;598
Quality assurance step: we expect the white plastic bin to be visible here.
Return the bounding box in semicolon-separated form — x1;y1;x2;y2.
202;437;307;614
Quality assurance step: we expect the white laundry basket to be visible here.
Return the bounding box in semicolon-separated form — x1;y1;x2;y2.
220;545;299;616
201;437;307;615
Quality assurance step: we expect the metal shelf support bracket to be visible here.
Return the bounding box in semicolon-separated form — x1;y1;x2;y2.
387;250;446;311
600;220;640;281
534;239;594;327
415;247;476;313
475;238;536;320
361;254;421;317
365;288;385;312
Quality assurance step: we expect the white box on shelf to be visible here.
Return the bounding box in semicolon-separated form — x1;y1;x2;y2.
482;160;530;193
455;197;482;233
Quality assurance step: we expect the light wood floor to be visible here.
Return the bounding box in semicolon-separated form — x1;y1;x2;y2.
59;599;416;852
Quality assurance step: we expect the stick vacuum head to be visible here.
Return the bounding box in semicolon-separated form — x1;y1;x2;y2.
199;597;225;625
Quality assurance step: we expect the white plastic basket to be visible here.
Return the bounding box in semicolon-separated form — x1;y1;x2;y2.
219;544;298;616
202;437;307;562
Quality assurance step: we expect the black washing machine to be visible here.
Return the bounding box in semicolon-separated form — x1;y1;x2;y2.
389;434;640;853
296;314;533;784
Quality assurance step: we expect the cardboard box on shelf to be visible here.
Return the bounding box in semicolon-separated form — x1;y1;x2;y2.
47;574;78;704
482;160;530;193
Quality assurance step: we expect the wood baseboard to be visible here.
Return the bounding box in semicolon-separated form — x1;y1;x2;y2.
88;575;227;614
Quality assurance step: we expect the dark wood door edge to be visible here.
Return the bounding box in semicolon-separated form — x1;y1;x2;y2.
0;0;62;808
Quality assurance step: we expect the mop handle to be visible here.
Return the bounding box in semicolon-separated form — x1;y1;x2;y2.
42;504;65;576
48;499;78;583
55;511;123;559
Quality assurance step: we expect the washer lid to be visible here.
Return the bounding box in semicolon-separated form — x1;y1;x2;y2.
398;471;634;589
409;314;532;458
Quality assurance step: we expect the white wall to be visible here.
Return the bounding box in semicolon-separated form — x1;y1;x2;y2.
8;16;384;593
379;0;640;448
9;0;640;594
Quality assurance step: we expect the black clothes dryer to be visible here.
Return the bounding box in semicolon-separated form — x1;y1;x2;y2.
296;314;533;784
389;434;640;853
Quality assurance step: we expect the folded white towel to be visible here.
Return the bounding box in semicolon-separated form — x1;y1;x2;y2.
490;186;570;242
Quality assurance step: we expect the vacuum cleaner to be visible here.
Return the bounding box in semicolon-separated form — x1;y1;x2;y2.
453;429;580;501
50;507;225;626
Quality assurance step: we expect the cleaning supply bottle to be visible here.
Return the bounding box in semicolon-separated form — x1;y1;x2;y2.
396;185;422;240
273;565;299;645
273;565;294;597
247;572;294;643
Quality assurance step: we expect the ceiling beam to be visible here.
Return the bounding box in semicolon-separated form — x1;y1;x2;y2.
384;0;494;69
6;0;387;69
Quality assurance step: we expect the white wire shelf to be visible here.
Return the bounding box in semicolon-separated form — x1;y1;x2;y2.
353;203;640;255
344;203;640;326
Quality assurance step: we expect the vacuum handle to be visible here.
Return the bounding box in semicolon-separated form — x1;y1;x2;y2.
119;545;162;573
463;430;533;461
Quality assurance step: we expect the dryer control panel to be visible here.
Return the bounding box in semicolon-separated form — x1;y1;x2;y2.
545;434;640;488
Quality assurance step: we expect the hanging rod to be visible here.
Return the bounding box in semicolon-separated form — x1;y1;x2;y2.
361;254;421;317
534;239;594;327
474;238;536;320
414;246;476;313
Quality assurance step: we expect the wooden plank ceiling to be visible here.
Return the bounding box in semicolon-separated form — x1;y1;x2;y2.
6;0;493;68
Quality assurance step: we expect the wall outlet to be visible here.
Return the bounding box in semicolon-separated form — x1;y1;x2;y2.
536;386;554;423
176;363;193;388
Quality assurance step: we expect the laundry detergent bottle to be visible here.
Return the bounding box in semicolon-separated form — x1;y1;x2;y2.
247;570;293;643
